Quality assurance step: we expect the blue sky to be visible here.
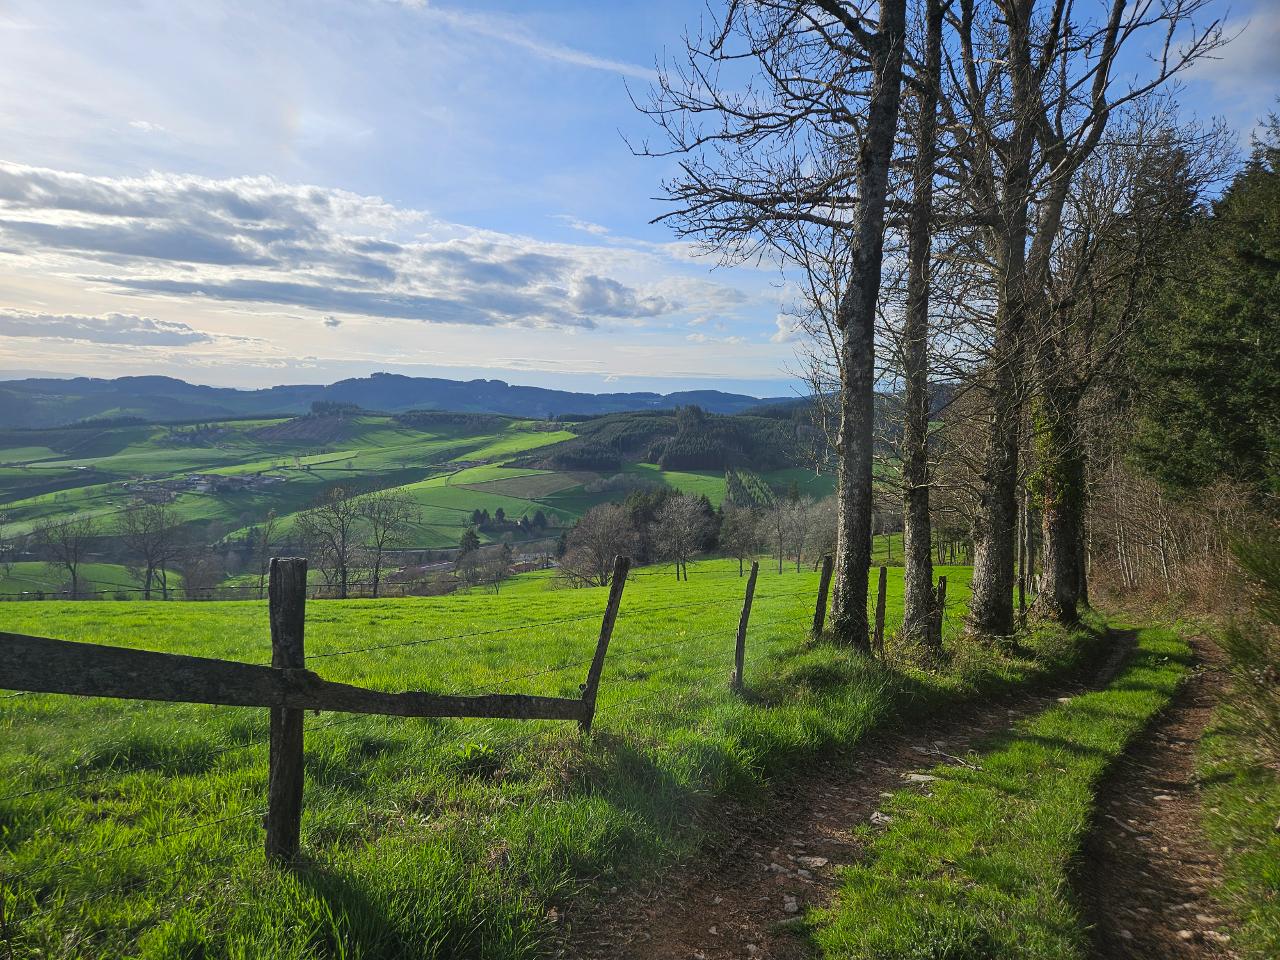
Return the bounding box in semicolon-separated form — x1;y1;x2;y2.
0;0;1274;396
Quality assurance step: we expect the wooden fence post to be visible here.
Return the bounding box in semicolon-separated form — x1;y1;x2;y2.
811;554;834;637
933;574;948;648
873;566;888;656
579;555;631;735
265;557;307;864
732;561;759;691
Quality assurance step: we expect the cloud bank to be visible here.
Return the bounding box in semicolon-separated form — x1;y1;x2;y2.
0;310;213;346
0;162;692;331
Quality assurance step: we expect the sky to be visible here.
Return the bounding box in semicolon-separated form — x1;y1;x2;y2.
0;0;1275;397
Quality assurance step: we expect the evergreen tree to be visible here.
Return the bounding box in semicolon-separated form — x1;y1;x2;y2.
1133;119;1280;497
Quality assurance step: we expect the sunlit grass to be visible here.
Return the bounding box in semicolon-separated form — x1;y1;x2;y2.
1;560;1097;959
812;624;1191;959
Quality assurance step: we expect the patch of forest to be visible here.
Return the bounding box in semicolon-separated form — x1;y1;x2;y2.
523;406;823;473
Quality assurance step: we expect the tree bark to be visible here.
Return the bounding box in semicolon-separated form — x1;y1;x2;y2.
967;307;1026;636
965;0;1035;638
829;0;908;651
1034;340;1085;623
900;0;943;648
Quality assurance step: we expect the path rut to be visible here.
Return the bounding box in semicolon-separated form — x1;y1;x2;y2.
558;634;1135;960
1079;637;1236;959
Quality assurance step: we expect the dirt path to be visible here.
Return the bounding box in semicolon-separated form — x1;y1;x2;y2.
557;636;1136;960
1079;638;1236;959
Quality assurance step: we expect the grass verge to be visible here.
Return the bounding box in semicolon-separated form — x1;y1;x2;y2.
1197;692;1280;957
812;625;1192;960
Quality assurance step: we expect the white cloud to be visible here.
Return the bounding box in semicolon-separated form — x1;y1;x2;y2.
770;313;801;343
554;214;610;236
0;309;213;346
400;4;658;81
0;162;694;330
1182;5;1280;139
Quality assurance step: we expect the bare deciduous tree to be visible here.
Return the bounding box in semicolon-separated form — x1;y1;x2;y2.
178;547;226;599
654;493;711;580
118;500;181;599
946;0;1224;635
297;487;361;599
639;0;909;649
560;503;636;588
898;0;946;646
254;510;280;600
359;488;417;598
34;515;98;599
719;502;760;576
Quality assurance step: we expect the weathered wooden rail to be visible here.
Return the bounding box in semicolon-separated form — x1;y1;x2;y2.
0;555;933;867
0;555;632;863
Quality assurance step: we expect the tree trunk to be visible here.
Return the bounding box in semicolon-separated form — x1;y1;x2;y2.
829;0;907;651
899;0;943;648
1035;362;1085;623
968;328;1024;636
966;0;1037;638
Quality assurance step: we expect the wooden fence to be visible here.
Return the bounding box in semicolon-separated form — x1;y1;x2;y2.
0;554;916;866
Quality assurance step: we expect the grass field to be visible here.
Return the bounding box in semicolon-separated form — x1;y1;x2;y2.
1;414;836;556
813;624;1191;959
0;560;1113;960
0;561;183;598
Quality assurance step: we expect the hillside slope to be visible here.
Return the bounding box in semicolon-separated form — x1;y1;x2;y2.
0;373;796;428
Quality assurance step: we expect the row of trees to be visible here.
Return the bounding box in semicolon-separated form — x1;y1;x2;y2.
9;484;422;601
25;505;226;600
558;492;851;586
640;0;1241;646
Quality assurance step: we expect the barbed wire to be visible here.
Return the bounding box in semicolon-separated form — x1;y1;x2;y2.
0;588;814;807
1;618;807;945
0;571;820;929
306;608;605;661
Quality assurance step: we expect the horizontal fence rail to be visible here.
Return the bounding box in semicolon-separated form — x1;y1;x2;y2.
0;631;590;721
0;555;943;946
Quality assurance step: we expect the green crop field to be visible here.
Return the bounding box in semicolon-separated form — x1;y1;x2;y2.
0;561;994;959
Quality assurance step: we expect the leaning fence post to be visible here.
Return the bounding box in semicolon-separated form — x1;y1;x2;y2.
933;574;948;648
579;555;631;735
873;565;888;656
265;557;307;864
811;554;834;637
732;560;759;691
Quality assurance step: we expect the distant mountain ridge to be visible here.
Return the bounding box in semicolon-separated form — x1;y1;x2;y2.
0;372;799;429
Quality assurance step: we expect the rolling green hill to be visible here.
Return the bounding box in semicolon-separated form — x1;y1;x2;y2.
0;409;838;587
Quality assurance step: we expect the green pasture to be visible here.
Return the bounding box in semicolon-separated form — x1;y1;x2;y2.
0;562;184;598
0;560;1120;960
0;417;578;547
2;414;853;563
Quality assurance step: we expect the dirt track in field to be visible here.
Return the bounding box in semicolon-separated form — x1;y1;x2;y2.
1079;637;1237;960
556;634;1137;960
